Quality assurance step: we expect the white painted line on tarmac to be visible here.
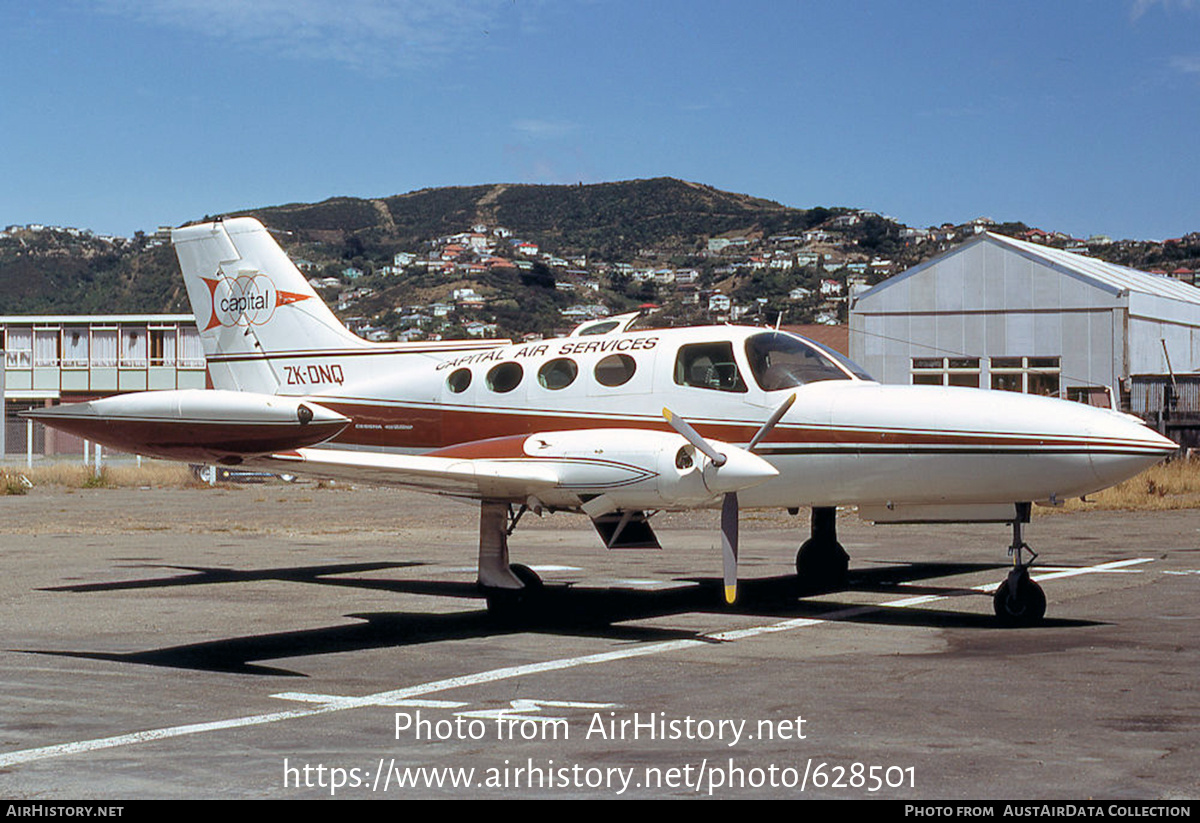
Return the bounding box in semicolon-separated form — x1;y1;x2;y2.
1029;558;1152;580
0;557;1153;769
437;565;582;574
887;557;1153;607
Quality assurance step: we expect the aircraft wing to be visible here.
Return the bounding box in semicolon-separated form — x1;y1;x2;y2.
24;389;777;511
253;447;560;500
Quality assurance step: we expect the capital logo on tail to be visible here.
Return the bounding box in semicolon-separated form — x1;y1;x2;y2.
201;274;311;331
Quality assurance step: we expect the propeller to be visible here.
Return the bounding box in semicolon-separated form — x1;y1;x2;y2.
662;407;726;466
663;393;795;604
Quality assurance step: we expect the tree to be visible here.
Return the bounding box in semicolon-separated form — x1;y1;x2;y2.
521;261;556;290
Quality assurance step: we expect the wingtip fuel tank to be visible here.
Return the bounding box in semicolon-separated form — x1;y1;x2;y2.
23;390;350;463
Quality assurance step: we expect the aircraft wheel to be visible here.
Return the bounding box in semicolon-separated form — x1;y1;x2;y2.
794;539;849;594
993;573;1046;627
508;563;542;589
484;564;543;621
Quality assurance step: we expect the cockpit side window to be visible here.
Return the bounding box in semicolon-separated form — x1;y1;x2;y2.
674;342;748;393
745;332;859;390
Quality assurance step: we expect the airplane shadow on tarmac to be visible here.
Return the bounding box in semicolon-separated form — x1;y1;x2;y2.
19;560;1102;677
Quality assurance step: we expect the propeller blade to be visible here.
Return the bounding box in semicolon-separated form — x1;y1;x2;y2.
747;393;796;451
721;491;739;604
662;407;726;466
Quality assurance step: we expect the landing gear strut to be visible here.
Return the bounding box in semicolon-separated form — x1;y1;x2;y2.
993;503;1046;626
477;500;543;619
795;506;850;594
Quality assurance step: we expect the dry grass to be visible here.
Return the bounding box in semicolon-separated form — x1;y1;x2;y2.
1046;457;1200;513
1;460;198;490
1;469;32;495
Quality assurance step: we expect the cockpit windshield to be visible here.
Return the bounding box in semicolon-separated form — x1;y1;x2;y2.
744;332;871;390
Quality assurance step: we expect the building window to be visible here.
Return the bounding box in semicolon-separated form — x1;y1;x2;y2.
911;357;980;387
33;328;60;367
92;329;118;367
121;328;148;367
990;357;1061;396
149;328;176;366
179;327;205;367
1066;385;1113;408
4;327;32;368
63;327;89;367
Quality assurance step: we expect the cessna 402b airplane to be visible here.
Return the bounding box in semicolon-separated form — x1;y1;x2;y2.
28;218;1178;625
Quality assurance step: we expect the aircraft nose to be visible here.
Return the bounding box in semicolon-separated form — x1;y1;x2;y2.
1087;410;1177;488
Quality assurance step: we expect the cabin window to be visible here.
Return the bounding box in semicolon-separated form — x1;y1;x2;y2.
594;354;637;387
745;332;853;390
486;362;523;393
447;368;472;393
674;342;747;393
538;358;578;390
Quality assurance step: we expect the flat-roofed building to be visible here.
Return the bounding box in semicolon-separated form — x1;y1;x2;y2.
2;314;205;456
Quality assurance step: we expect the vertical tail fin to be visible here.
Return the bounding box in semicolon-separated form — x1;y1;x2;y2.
172;218;366;392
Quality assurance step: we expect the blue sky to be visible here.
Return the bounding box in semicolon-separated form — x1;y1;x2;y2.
2;0;1198;241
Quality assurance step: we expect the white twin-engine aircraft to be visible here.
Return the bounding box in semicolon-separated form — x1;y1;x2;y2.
29;218;1177;625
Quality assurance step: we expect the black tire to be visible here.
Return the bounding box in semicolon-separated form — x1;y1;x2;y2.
795;539;850;594
993;575;1047;626
484;563;543;621
509;563;543;590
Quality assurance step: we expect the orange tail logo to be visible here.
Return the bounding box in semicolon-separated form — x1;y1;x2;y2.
202;276;311;330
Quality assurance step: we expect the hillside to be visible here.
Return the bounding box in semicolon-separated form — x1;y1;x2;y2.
3;178;1198;341
0;231;188;315
236;178;839;259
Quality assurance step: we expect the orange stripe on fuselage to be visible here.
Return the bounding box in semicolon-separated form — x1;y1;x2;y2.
316;400;1122;452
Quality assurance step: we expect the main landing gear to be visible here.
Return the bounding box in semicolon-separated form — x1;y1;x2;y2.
477;500;543;619
993;503;1046;627
795;506;850;594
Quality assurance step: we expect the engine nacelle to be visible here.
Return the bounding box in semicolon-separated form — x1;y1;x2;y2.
519;429;778;511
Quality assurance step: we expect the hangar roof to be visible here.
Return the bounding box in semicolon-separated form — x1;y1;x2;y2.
865;233;1200;307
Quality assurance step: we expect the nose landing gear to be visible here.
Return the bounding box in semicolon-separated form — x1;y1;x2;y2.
993;503;1046;626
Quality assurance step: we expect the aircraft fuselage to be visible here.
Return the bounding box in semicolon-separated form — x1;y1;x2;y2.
204;324;1175;512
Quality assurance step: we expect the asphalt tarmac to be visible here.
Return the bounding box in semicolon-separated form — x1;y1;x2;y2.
0;483;1196;799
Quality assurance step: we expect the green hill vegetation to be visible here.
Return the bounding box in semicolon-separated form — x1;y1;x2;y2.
3;178;1198;341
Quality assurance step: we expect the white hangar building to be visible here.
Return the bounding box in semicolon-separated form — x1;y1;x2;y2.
849;232;1200;410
